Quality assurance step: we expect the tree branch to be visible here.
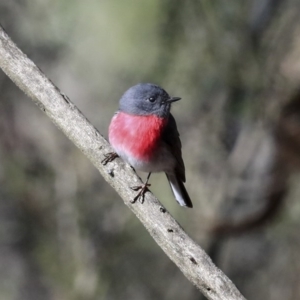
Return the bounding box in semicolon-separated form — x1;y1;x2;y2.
0;25;246;300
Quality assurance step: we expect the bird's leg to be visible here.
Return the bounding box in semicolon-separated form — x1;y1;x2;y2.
131;172;152;204
101;152;118;165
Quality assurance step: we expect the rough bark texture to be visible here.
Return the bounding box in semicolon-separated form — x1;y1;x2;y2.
0;25;246;300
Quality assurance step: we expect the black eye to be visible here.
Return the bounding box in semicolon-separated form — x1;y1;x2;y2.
147;97;155;103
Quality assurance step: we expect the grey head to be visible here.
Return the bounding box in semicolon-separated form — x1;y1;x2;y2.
119;83;181;118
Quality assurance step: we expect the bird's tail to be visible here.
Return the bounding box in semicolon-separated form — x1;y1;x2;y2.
166;174;193;208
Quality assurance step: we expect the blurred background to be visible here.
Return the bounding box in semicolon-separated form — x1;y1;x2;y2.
1;1;300;299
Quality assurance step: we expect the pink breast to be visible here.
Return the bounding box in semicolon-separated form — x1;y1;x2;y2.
109;112;167;161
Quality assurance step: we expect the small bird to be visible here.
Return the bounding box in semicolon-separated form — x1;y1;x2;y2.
103;83;193;208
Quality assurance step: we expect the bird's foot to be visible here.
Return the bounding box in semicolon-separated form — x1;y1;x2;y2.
101;152;118;165
130;183;151;204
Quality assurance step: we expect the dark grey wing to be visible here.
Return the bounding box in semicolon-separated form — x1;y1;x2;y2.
162;113;186;182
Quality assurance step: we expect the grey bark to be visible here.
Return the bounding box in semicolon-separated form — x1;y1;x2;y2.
0;25;246;300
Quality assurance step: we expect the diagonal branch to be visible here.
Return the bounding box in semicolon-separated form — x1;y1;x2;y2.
0;25;246;300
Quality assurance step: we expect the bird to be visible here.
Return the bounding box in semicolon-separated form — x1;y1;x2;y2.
103;83;193;208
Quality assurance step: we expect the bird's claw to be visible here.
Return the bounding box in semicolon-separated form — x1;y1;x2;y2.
101;152;118;165
130;183;151;203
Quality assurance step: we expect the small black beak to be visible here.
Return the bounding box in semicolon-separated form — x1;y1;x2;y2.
167;96;181;103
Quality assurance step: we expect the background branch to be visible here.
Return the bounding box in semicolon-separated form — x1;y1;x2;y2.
0;25;245;300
